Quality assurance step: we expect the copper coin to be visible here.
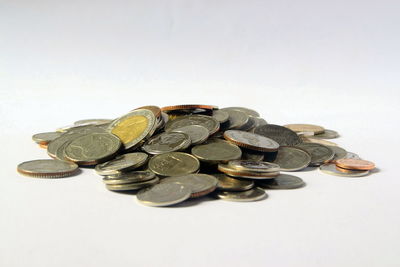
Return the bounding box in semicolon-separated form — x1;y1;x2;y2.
335;159;375;170
161;104;216;112
284;124;325;134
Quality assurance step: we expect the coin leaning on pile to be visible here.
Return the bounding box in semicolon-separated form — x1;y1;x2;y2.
18;104;376;207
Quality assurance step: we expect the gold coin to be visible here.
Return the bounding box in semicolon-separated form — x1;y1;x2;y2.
284;124;325;134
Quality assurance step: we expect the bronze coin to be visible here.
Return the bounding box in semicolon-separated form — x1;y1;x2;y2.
335;159;375;170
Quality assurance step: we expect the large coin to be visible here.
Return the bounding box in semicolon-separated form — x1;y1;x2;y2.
328;146;347;161
102;170;155;185
95;152;149;176
106;177;159;191
254;124;301;146
284;124;325;134
108;109;156;150
17;159;78;178
238;116;258;131
165;115;220;135
32;132;63;145
148;152;200;176
160;174;218;198
217;187;267;202
241;149;264;161
64;133;121;166
297;143;334;167
142;132;191;155
171;125;209;145
224;130;279;152
319;163;369;177
137;183;192;207
220;109;249;129
335;159;375;170
227;160;280;173
191;139;242;164
214;173;254;191
272;146;311;171
313;129;339;139
212;110;229;123
257;174;305;189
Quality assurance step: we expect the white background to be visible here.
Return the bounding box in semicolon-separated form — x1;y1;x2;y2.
1;1;400;266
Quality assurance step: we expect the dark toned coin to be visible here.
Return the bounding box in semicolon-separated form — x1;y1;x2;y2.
254;124;301;146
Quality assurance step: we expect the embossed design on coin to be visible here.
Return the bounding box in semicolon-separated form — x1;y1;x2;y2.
224;130;279;152
137;183;192;207
191;139;242;164
217;187;267;202
160;174;218;198
254;124;301;146
165;115;220;135
148;152;200;176
171;125;209;145
142;132;191;155
297;143;334;167
257;174;305;189
95;152;148;176
17;159;78;178
273;146;311;171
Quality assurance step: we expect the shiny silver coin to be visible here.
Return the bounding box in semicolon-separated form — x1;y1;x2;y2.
17;159;78;178
137;182;192;207
212;110;229;123
105;177;159;191
103;170;156;185
165;115;220;135
297;143;334;167
142;132;191;155
217;187;267;202
345;152;361;160
223;107;260;117
224;130;279;152
273;146;311;171
214;173;255;192
32;132;63;144
313;129;339;139
257;174;305;189
319;163;369;177
220;109;249;129
171;125;209;145
95;152;149;176
148;152;200;176
254;124;301;146
228;160;280;173
328;146;347;161
160;174;218;198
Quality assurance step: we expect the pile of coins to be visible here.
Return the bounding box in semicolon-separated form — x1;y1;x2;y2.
18;105;376;207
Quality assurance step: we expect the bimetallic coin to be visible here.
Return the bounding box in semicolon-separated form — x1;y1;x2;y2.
160;174;218;198
103;171;156;185
142;132;191;155
224;130;279;152
32;132;63;145
220;109;249;129
273;146;311;171
217;188;267;202
212;110;229;124
254;124;301;146
319;163;369;177
148;152;200;176
313;129;339;139
284;124;325;134
227;160;280;173
165;115;220;135
222;107;260;118
95;152;149;176
137;183;191;207
297;143;334;167
335;159;375;171
214;174;254;191
257;174;305;189
106;177;159;191
191;139;242;164
328;146;347;161
171;125;209;145
108;109;156;150
17;159;78;178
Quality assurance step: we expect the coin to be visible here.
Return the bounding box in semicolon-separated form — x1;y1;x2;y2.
148;152;200;176
335;159;375;170
165;114;220;135
191;139;242;164
301;137;338;147
254;124;301;146
312;129;339;139
214;173;254;191
257;174;305;189
296;143;334;167
328;146;347;161
64;133;121;166
272;146;311;171
238;116;258;131
108;109;156;150
284;124;325;134
241;149;264;161
137;182;192;207
227;160;280;173
103;171;156;185
160;174;218;198
224;130;279;152
217;187;267;202
345;152;361;159
252;117;268;128
161;104;216;112
17;159;78;178
95;152;149;176
32;132;63;145
134;105;162;118
74;119;112;126
220;109;249;129
171;125;209;145
106;177;159;191
319;163;369;177
218;164;280;179
212;110;229;123
223;107;260;117
142;132;191;155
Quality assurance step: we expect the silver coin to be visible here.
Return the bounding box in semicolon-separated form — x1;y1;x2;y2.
214;173;255;191
319;163;369;177
254;124;301;146
74;119;112;126
212;110;229;123
328;146;347;160
95;152;149;176
313;129;339;139
171;125;209;145
273;146;311;171
228;160;280;173
220;109;249;129
165;115;220;135
238;116;258;131
148;152;200;176
257;174;305;189
345;152;361;160
297;143;334;167
241;149;264;161
103;170;156;185
223;107;260;117
224;130;280;152
106;177;159;191
142;132;191;155
32;132;63;144
217;187;267;202
191;139;242;164
252;117;268;127
17;159;78;178
160;174;218;198
137;182;192;207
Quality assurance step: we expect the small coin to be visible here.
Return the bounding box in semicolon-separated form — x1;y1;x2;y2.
148;152;200;176
171;125;209;145
273;146;311;171
160;174;218;198
257;174;305;189
17;159;78;178
191;139;242;164
137;182;192;207
227;160;280;173
218;164;279;179
106;177;159;191
254;124;301;146
220;109;249;129
214;173;255;191
103;170;156;185
217;187;267;202
328;146;347;161
222;107;260;118
95;152;149;176
335;159;375;170
312;129;339;139
297;143;334;167
224;130;279;152
284;124;325;134
319;163;369;177
165;115;220;135
345;152;361;159
32;132;63;145
212;110;229;123
142;132;191;155
241;149;264;161
301;137;338;147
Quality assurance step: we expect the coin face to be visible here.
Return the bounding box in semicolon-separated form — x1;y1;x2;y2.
65;133;121;166
102;170;155;185
160;174;218;198
335;159;375;170
319;163;370;177
284;124;325;134
220;109;249;129
257;174;305;189
108;109;156;150
171;125;209;145
148;152;200;176
191;139;242;163
273;146;311;171
165;115;220;135
297;143;334;166
95;152;149;176
328;146;347;161
254;124;301;146
227;160;280;173
224;130;279;152
218;164;280;179
142;132;191;155
217;187;267;202
212;110;229;123
32;132;63;145
17;159;78;178
214;173;255;191
106;177;159;191
137;183;192;207
312;129;339;139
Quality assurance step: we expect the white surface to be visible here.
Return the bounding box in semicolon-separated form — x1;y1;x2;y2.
1;1;400;267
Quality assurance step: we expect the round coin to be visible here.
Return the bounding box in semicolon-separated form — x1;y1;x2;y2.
103;171;156;185
227;160;280;173
165;115;220;135
171;125;209;145
160;174;218;198
191;139;242;164
257;174;305;189
212;110;229;123
222;107;260;117
241;149;264;161
328;146;347;161
137;182;191;207
217;187;267;202
224;130;279;152
296;143;334;167
335;159;375;171
345;152;361;160
134;105;162;118
272;146;311;171
142;132;191;155
254;124;301;146
319;163;369;177
301;137;338;147
95;152;149;176
148;152;200;176
106;177;159;191
17;159;78;178
284;124;325;134
32;132;63;145
220;109;249;129
214;173;255;191
313;129;339;139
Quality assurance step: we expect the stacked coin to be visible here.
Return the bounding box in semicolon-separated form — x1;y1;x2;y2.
18;104;376;206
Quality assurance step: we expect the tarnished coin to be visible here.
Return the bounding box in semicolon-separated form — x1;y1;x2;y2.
212;110;229;123
17;159;78;178
32;132;63;145
142;132;191;155
160;174;218;198
106;177;159;191
74;119;112;126
313;129;339;139
284;124;325;134
335;159;375;170
148;152;200;176
191;139;242;164
301;137;338;147
103;171;156;185
257;174;305;189
241;149;264;161
165;115;220;135
227;160;280;173
254;124;301;146
272;146;311;171
224;130;279;152
217;187;267;202
297;143;334;167
222;107;260;117
220;109;249;129
214;173;254;191
218;164;280;179
137;182;191;207
108;109;156;150
328;146;347;161
171;125;209;145
319;163;369;177
65;133;121;166
95;152;149;176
